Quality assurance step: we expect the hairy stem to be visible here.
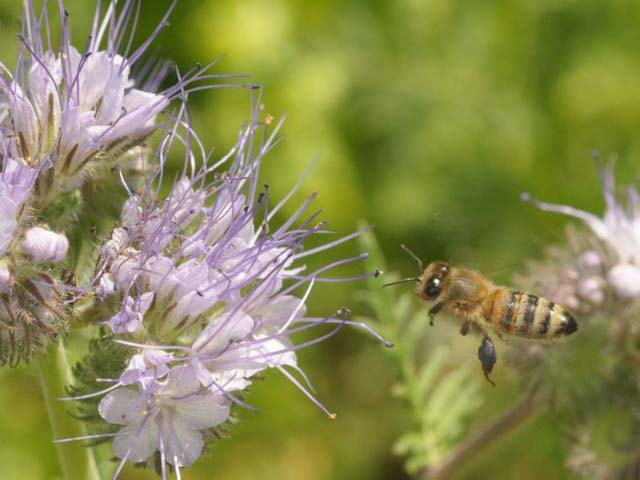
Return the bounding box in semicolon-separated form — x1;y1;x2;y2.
37;338;102;480
423;394;539;480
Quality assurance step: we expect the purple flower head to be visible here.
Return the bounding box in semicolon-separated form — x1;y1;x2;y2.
0;0;253;371
79;99;389;475
0;154;71;365
0;1;243;195
522;157;640;307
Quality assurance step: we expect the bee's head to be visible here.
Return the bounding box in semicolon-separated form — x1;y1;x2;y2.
417;261;450;301
381;246;449;301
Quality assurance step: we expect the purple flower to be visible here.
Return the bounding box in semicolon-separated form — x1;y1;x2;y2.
0;4;163;180
523;159;640;304
0;158;38;206
0;1;234;193
190;311;257;392
0;0;251;368
81;104;389;475
119;349;174;387
98;365;230;473
0;156;65;365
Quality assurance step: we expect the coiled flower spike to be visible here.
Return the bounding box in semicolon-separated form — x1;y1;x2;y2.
58;97;390;478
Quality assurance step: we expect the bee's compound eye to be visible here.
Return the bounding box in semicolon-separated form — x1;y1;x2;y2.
425;278;441;298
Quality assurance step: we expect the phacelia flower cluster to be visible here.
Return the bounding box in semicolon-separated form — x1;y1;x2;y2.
518;160;640;480
0;156;68;365
0;2;389;477
0;0;175;194
521;159;640;315
0;0;222;365
66;108;388;477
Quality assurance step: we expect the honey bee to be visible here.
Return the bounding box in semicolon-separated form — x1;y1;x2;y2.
384;245;578;385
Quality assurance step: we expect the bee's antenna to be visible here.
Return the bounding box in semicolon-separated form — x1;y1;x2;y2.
382;277;421;288
400;244;423;272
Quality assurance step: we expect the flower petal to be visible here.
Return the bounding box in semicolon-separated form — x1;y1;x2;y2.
113;419;159;463
193;312;254;356
98;387;146;425
175;393;230;430
163;418;204;467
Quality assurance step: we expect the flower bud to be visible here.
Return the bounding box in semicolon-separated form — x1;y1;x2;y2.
607;263;640;300
565;268;579;281
21;226;69;263
578;251;602;271
576;276;605;305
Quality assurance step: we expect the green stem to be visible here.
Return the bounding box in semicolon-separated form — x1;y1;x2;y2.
422;394;539;480
37;338;102;480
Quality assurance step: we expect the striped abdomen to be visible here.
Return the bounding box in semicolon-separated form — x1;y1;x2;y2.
487;289;578;339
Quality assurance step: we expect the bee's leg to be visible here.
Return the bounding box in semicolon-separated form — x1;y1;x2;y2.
459;321;470;336
483;369;496;387
477;335;497;387
428;303;443;326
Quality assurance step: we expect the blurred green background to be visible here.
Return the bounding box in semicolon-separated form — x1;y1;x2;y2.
1;0;640;478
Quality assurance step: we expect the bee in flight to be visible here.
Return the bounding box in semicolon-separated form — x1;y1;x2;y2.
384;245;578;385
